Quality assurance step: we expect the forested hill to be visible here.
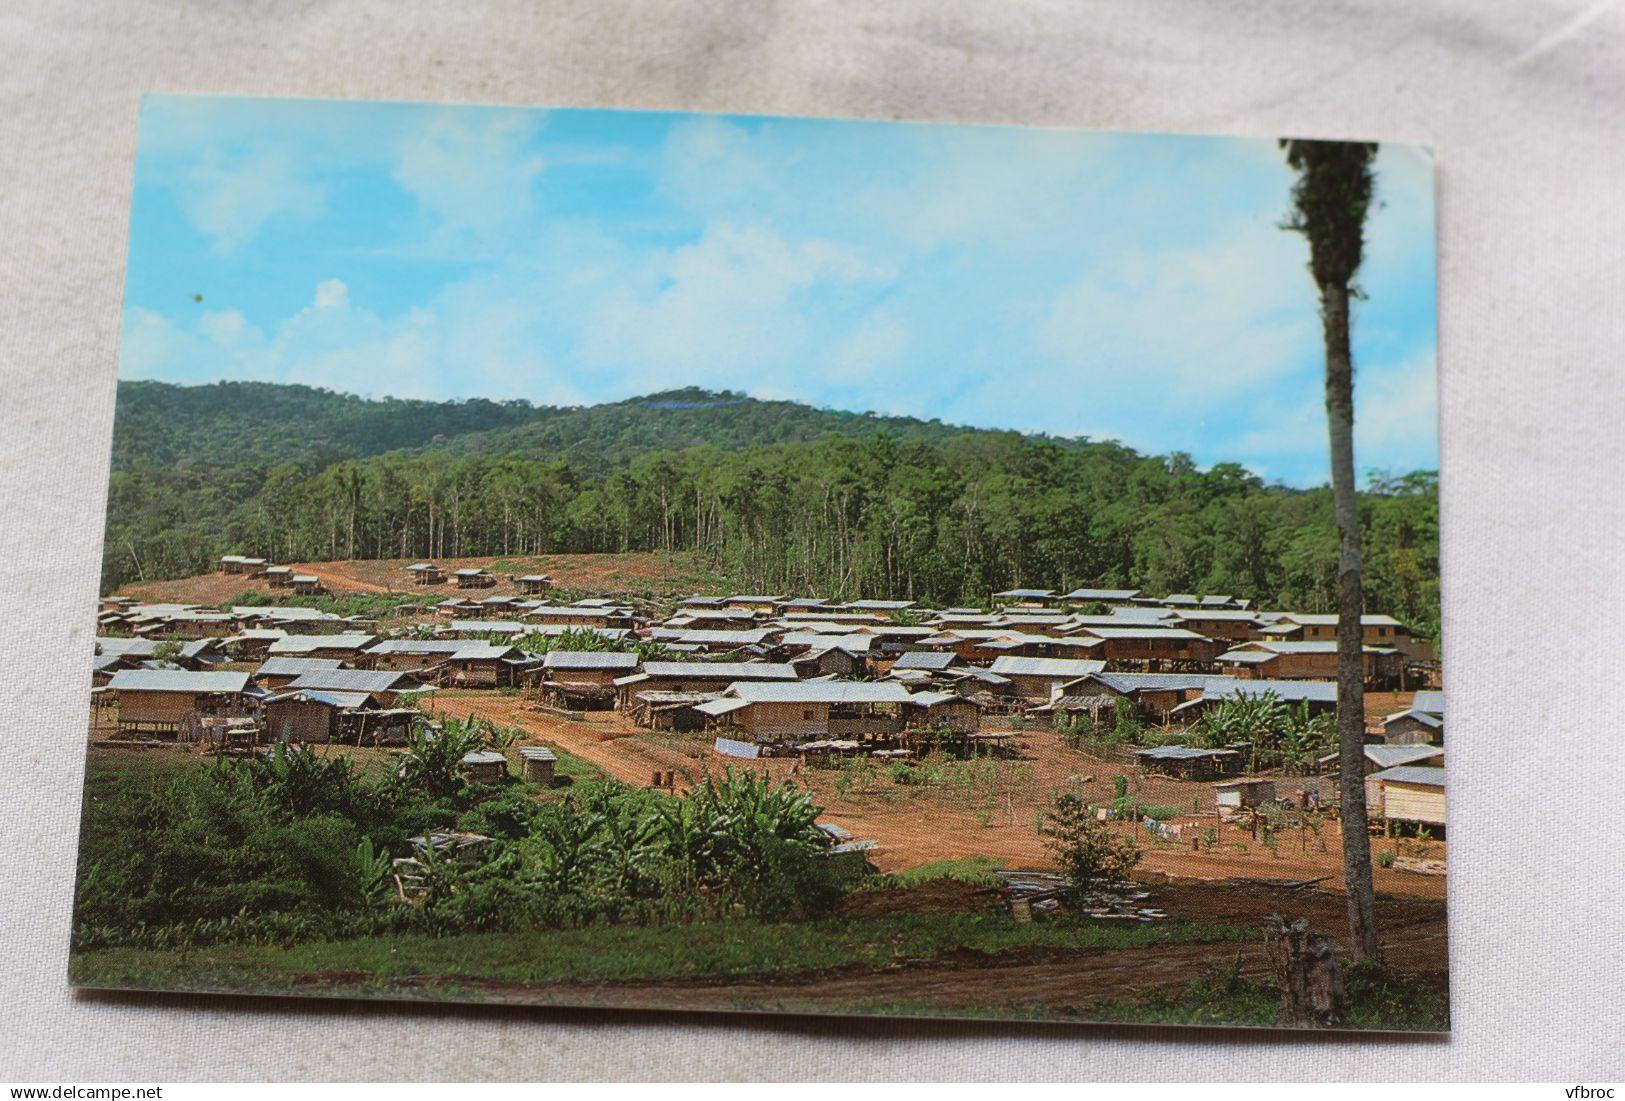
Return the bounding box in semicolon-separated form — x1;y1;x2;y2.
102;381;1440;637
110;381;993;472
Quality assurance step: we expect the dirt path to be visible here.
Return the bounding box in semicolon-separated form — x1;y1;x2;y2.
395;879;1447;1016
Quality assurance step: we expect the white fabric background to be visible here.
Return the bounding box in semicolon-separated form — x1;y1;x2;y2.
2;0;1621;1081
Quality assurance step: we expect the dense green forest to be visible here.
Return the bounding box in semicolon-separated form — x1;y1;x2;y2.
103;381;1440;637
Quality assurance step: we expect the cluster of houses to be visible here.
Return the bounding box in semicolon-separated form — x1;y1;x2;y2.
91;573;1444;832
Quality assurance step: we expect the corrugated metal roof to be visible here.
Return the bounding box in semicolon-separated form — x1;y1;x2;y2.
649;629;777;645
1170;609;1260;622
368;640;467;654
724;680;916;704
1372;765;1446;787
267;632;376;653
256;657;345;676
891;651;957;670
1078;627;1207;640
1205;679;1338;702
641;662;799;680
779;632;875;653
988;656;1107;678
993;589;1056;599
526;605;617;616
446;620;526;634
1062;588;1141;601
842;599;916;610
1411;690;1444;715
287;670;425;693
1085;672;1233;692
1365;745;1444;768
96;636;159;657
695;697;751;715
1383;709;1442;729
1286;613;1405;627
948;668;1012;686
542;651;639;670
108;670;250;693
1217;649;1276;664
449;643;519;661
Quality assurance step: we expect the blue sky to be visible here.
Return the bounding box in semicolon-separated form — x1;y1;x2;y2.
119;94;1438;486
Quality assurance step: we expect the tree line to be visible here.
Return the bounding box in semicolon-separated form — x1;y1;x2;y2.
103;427;1439;638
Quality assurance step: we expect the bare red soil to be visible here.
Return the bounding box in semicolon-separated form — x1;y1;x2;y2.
433;692;1448;902
118;551;729;604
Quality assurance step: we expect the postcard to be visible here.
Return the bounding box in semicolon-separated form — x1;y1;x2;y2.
74;94;1443;1031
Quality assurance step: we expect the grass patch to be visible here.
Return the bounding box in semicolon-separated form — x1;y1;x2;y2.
870;856;1005;890
71;912;1257;997
1087;955;1449;1033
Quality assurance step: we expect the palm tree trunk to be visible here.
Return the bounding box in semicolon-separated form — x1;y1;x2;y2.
1323;288;1381;962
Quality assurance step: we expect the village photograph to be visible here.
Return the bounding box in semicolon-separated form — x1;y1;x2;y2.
72;95;1444;1031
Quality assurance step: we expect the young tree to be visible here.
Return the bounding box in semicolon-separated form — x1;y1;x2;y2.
1282;138;1382;961
1039;793;1140;905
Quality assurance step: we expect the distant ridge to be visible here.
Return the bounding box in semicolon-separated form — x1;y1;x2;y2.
110;379;1067;474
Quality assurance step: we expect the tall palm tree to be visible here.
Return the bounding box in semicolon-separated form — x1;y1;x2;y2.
1282;138;1382;961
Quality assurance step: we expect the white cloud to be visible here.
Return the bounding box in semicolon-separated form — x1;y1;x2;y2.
177;143;323;253
392;109;547;253
1034;220;1321;403
313;279;349;309
576;221;895;392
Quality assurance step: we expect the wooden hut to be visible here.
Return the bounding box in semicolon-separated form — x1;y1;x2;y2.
1071;626;1219;670
903;691;981;733
460;750;508;783
514;574;554;595
987;656;1108;702
264;688;373;743
267;632;377;663
1372;765;1446;832
1215;641;1405;687
626;691;715;731
614;661;798;708
106;669;252;737
694;680;915;743
406;563;446;585
453;567;497;590
282;669;436;708
1214;779;1276;819
219;554;267;575
518;746;557;784
1131;745;1243;782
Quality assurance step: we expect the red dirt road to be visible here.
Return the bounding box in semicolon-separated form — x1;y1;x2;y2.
375;879;1446;1018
